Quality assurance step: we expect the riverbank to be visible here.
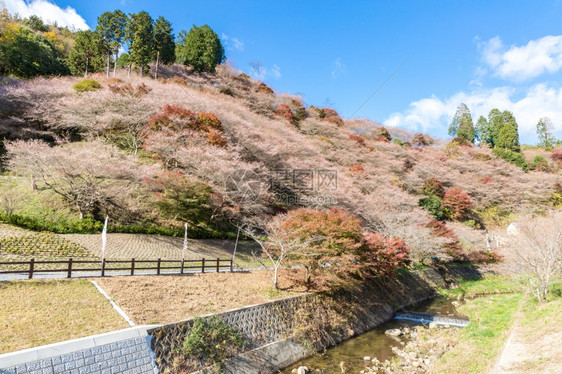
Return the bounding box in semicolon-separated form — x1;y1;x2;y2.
150;266;483;373
352;275;562;374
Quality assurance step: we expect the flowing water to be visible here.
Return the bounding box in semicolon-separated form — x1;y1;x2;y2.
281;296;461;374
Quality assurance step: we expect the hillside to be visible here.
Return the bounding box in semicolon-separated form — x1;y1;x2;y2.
1;64;561;263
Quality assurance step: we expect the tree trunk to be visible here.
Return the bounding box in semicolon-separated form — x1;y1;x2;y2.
273;265;279;290
106;52;110;78
113;51;118;77
155;51;160;79
127;64;131;77
84;56;89;77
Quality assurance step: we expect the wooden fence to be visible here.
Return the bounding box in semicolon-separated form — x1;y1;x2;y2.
0;257;233;279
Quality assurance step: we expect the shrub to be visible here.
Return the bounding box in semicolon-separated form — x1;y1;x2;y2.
349;133;366;147
163;76;188;86
550;150;562;161
392;138;405;146
198;112;223;131
182;316;245;367
493;147;528;171
108;82;151;97
276;104;295;124
412;133;432;148
551;182;562;206
467;250;503;264
256;82;274;95
530;155;549;171
313;107;344;126
377;127;392;142
419;195;447;220
422;178;445;198
206;130;227;147
290;99;307;122
451;137;472;147
349;163;366;174
425;219;463;260
145;105;226;146
106;77;123;84
73;79;100;92
443;187;471;220
480;176;493;184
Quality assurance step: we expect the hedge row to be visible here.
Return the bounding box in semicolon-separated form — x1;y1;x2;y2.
0;214;237;239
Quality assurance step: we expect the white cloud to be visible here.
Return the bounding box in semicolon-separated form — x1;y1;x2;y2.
221;33;244;51
3;0;89;30
384;84;562;142
479;35;562;81
271;64;281;79
331;58;347;78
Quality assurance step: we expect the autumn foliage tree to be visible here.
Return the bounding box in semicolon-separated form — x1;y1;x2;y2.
362;232;409;277
278;208;409;289
442;187;471;220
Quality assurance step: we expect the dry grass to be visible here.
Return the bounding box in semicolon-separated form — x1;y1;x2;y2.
0;279;128;353
95;269;306;325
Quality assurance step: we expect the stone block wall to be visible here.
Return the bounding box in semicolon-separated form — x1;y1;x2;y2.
1;332;157;374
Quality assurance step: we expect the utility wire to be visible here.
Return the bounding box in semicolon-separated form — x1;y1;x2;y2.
348;54;413;119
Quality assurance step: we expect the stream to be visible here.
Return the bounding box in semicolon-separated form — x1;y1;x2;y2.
281;296;461;374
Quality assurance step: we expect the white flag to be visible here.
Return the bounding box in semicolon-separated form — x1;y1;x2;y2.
101;216;108;259
182;223;188;261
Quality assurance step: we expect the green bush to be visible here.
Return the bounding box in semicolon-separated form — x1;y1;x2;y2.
418;195;449;220
0;213;238;239
529;155;549;171
73;79;101;92
392;138;405;146
182;316;245;365
492;147;528;171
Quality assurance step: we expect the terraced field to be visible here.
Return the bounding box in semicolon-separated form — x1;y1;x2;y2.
0;224;260;270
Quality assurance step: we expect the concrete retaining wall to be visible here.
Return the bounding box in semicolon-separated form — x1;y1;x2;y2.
148;266;484;373
0;326;159;374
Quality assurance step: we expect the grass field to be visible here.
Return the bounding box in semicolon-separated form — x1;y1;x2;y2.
0;279;128;353
426;275;561;374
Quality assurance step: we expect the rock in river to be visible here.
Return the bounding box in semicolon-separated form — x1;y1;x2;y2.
385;328;402;337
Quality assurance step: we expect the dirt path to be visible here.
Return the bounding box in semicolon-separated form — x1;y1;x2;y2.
491;298;562;374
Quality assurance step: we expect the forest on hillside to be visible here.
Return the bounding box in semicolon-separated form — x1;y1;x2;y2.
1;7;562;288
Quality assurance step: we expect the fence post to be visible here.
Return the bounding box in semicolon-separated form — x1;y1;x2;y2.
67;258;73;278
101;258;106;277
201;258;205;273
29;258;35;279
131;258;135;276
216;257;220;272
230;258;233;273
157;258;161;275
180;259;184;274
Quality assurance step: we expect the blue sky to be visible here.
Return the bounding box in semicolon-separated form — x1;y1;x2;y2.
5;0;562;144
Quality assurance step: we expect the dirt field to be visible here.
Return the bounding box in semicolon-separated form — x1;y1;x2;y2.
95;269;306;325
